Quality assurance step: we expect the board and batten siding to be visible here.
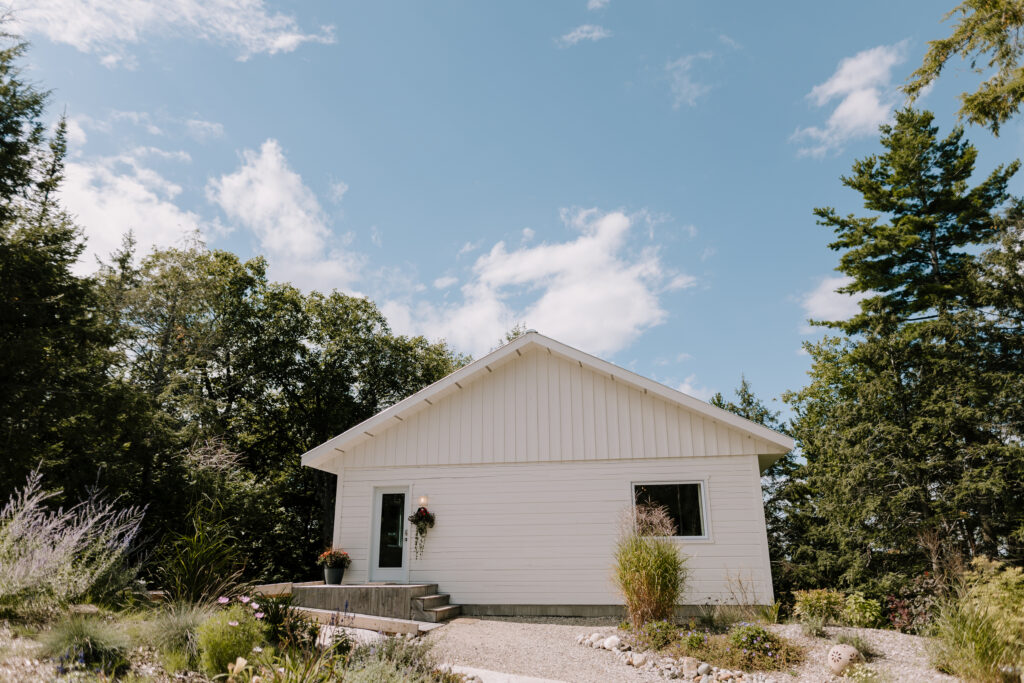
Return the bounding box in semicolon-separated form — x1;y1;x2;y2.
341;347;779;468
332;455;773;606
328;348;775;607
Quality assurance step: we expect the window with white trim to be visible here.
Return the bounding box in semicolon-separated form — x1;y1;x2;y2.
633;482;706;538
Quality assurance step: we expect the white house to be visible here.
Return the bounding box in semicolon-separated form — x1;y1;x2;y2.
301;331;794;616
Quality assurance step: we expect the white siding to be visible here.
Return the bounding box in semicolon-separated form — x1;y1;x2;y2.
334;455;773;606
343;348;776;468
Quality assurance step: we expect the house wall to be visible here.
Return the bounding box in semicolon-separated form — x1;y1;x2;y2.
339;347;779;469
332;454;774;608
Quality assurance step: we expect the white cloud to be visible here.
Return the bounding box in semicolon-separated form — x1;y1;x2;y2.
382;208;694;357
559;24;611;47
111;111;162;135
677;374;713;401
666;53;712;109
330;180;349;203
370;226;382;248
521;227;535;242
207;139;362;291
12;0;334;63
587;0;610;9
800;275;869;331
185;119;225;140
719;34;742;50
433;276;458;290
61;149;208;273
65;118;88;147
792;43;907;157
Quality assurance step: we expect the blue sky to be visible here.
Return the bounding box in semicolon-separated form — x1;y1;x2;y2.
16;1;1023;413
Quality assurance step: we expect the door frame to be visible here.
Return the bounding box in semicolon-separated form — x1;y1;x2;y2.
369;485;410;583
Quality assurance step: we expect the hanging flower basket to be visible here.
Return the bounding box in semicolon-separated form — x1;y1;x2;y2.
407;507;435;559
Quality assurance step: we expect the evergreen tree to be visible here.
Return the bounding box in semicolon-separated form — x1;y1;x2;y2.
788;110;1024;593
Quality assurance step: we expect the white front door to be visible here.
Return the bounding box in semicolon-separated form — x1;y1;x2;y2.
370;486;409;582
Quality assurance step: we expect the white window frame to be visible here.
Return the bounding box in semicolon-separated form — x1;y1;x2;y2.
630;480;712;542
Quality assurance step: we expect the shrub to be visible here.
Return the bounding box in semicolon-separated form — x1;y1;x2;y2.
758;601;783;625
793;589;844;625
613;505;688;628
931;558;1024;682
41;613;131;676
346;636;461;683
145;601;215;669
843;592;882;628
884;572;942;633
197;604;266;675
668;624;803;672
154;504;247;604
636;620;678;651
800;615;826;638
0;470;144;616
261;596;321;653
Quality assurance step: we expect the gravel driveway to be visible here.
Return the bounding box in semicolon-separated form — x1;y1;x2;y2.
426;618;961;683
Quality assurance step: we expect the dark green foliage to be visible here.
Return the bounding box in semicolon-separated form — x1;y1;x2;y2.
787;109;1024;595
154;504;247;604
906;0;1024;135
260;596;321;653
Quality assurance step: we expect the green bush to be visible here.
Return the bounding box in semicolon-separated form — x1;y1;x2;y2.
155;504;247;605
668;624;803;672
613;505;688;628
836;633;880;661
346;637;461;683
145;602;215;669
196;604;266;675
261;596;322;653
800;615;826;638
793;589;845;624
41;613;131;676
843;592;882;628
932;558;1024;682
636;620;678;651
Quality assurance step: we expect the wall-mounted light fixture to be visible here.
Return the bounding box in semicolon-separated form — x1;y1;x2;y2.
418;495;429;507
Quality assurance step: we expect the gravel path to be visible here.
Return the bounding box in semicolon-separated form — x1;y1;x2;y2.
426;618;961;683
427;617;661;683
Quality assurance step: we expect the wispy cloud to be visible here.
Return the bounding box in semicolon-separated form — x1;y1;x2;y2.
799;275;868;332
13;0;335;65
587;0;610;9
185;119;225;141
382;208;695;357
792;43;907;157
558;24;611;47
666;53;712;108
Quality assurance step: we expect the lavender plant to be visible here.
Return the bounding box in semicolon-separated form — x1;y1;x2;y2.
0;470;144;614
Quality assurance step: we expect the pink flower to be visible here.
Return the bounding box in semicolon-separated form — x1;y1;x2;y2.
251;603;260;610
255;612;264;620
229;621;239;627
239;596;251;604
217;597;229;604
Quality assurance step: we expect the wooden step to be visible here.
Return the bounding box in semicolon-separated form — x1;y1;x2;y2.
422;603;461;622
416;594;450;610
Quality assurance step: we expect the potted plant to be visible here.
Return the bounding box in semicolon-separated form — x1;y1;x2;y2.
317;548;351;585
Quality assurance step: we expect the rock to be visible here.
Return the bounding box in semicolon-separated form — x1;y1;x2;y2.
698;662;711;675
588;633;604;647
631;652;648;667
678;656;699;676
602;635;621;650
827;643;862;675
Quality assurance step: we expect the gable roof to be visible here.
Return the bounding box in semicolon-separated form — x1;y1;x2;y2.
301;331;795;472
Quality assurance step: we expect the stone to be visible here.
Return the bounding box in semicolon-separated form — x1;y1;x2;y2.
588;633;604;647
698;662;711;675
603;635;621;650
827;643;862;675
679;656;700;676
630;652;648;667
